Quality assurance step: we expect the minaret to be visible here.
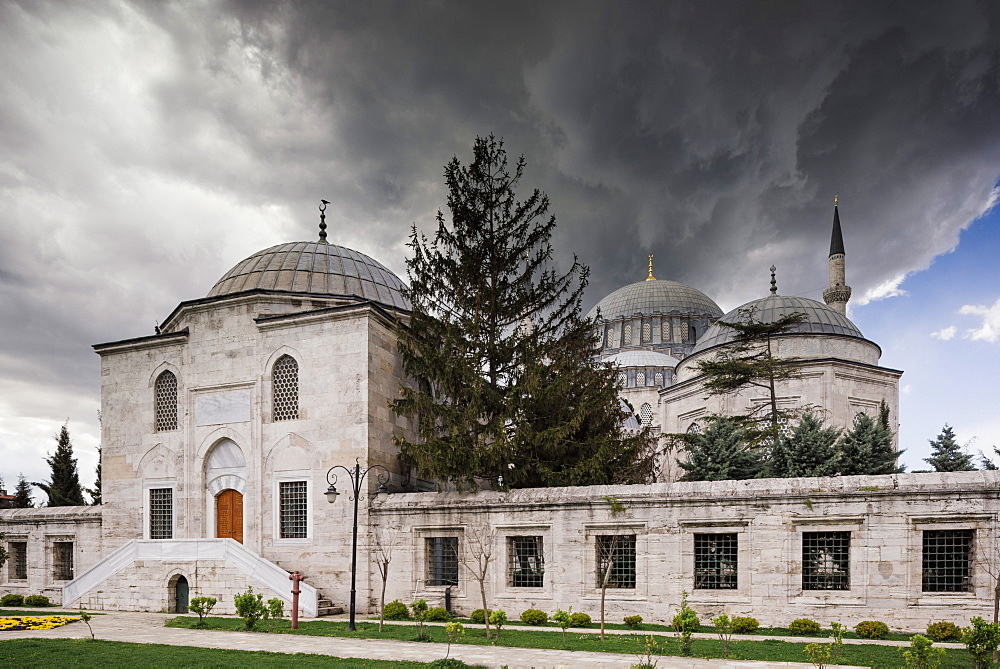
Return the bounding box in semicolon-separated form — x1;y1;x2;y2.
823;195;851;315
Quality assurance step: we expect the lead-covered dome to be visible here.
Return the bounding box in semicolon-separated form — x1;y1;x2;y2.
693;295;863;353
586;280;723;322
208;241;410;311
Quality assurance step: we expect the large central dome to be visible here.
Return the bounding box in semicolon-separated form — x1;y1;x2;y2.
587;279;723;322
208;241;410;311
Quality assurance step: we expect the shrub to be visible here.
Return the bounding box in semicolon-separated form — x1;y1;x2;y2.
1;594;24;606
426;606;451;622
903;634;944;669
188;596;217;627
520;608;548;625
855;620;890;639
926;621;962;641
384;600;409;620
411;599;429;641
963;616;1000;669
469;608;486;624
553;609;572;648
489;609;507;642
672;591;700;657
24;595;50;607
623;615;643;629
233;586;265;630
789;618;821;635
569;612;592;627
427;660;472;668
732;616;759;634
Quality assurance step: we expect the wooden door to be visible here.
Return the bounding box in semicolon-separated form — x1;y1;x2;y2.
216;489;244;544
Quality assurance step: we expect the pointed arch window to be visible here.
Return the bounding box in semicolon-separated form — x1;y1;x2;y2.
642;322;651;343
640;403;653;426
272;355;299;421
636;372;646;386
623;324;633;346
654;372;664;387
154;371;178;432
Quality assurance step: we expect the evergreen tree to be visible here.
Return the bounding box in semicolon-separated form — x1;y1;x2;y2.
87;446;102;505
34;423;87;506
768;413;841;478
392;135;656;489
677;416;763;482
924;424;975;472
12;474;34;508
837;411;905;476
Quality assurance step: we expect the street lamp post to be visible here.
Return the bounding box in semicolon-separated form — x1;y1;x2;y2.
325;460;390;631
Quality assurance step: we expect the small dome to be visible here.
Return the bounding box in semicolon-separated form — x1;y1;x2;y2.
587;279;723;322
603;350;680;368
693;295;864;353
208;242;409;311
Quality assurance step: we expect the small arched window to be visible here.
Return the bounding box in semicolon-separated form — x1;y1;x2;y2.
617;371;627;387
642;322;651;343
154;371;178;432
680;319;690;343
661;321;670;341
607;329;618;348
640;403;653;426
623;324;633;345
272;355;299;421
636;372;646;386
654;372;664;387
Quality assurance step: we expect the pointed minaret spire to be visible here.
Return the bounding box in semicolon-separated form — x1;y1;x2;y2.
318;199;330;244
645;254;656;281
769;265;778;295
823;194;852;315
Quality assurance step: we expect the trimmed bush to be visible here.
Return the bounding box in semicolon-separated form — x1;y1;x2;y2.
384;600;409;620
469;608;486;624
732;616;760;634
519;608;548;625
854;620;889;639
426;606;451;622
0;594;24;606
569;612;592;628
623;615;643;629
926;620;962;641
789;618;821;635
24;595;50;607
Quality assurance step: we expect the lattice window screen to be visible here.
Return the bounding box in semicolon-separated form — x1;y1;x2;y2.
642;322;651;342
662;321;670;341
273;355;299;421
639;403;653;426
654;372;664;387
154;371;178;432
623;324;633;345
636;372;646;386
617;371;627;387
607;329;618;347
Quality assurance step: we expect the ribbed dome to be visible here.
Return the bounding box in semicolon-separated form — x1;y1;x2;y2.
693;295;864;353
603;350;680;368
208;242;410;310
586;279;723;322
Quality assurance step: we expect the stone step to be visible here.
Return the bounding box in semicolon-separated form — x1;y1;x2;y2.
316;598;343;617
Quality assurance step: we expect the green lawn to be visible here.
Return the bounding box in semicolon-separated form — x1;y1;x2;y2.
0;638;461;668
167;615;974;667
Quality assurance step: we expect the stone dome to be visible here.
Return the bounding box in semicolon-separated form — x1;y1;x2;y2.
208;241;410;311
586;279;723;322
692;295;864;353
603;349;680;368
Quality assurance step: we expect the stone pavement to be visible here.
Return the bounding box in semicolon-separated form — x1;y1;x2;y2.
0;610;865;668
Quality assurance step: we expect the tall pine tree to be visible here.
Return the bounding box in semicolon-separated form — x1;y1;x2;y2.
34;423;87;506
12;474;34;508
87;446;102;505
924;425;975;472
837;410;904;476
768;413;841;478
393;135;656;489
677;416;763;482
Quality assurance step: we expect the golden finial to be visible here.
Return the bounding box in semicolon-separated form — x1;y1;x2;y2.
645;254;656;281
834;193;839;207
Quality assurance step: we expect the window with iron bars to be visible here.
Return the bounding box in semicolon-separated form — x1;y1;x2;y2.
9;541;27;580
279;481;308;539
507;536;544;587
694;533;738;589
149;488;173;539
596;535;636;589
154;370;178;432
923;529;973;593
802;531;850;590
52;541;74;581
426;537;459;586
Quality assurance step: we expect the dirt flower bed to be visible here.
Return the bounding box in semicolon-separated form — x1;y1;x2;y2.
0;615;79;631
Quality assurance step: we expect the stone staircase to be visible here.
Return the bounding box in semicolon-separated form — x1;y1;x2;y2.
316;596;343;617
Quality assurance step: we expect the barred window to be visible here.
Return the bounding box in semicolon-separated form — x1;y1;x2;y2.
279;481;308;539
636;372;646;386
154;370;178;432
10;541;27;580
802;531;850;590
426;537;459;586
923;529;973;592
654;372;664;387
607;329;618;348
639;403;653;426
149;488;173;539
623;324;633;345
596;535;636;589
508;536;544;587
272;355;299;421
53;542;73;581
694;533;737;589
642;322;651;342
661;321;670;341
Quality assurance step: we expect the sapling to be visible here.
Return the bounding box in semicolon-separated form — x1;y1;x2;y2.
712;613;733;658
188;596;217;628
78;608;95;640
553;608;572;648
444;621;464;659
411;599;429;641
488;609;507;644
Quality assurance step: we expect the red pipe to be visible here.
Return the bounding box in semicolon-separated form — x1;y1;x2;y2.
289;571;304;630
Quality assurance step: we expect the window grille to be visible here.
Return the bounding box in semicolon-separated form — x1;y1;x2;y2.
607;329;618;348
802;531;850;590
642;322;651;342
149;488;173;539
426;537;459;586
596;535;636;589
272;355;299;421
617;371;627;387
508;536;544;587
53;542;73;581
10;542;27;579
639;403;653;426
154;371;178;432
662;321;670;341
923;529;973;592
623;324;633;345
279;481;308;539
672;318;682;343
694;533;738;589
680;320;690;343
636;372;646;386
654;372;664;387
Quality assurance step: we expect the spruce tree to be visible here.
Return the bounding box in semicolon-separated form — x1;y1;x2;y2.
393;135;656;489
924;425;975;472
768;413;841;478
837;411;904;476
34;423;87;506
87;446;102;505
12;474;34;508
677;416;762;482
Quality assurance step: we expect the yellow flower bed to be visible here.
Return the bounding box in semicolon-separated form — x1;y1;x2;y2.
0;615;79;631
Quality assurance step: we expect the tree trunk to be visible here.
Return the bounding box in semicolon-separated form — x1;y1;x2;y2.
479;575;491;640
600;557;614;641
379;560;389;633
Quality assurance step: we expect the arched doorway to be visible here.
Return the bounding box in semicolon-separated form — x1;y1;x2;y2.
216;489;244;543
173;575;189;613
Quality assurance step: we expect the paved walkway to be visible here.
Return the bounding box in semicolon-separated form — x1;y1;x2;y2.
0;610;872;668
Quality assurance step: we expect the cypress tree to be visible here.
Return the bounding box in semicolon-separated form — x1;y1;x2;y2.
34;423;87;506
12;474;34;508
837;411;904;476
87;446;102;505
768;413;841;478
924;425;975;472
677;416;763;482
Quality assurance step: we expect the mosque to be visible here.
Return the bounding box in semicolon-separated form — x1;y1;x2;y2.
0;200;996;631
